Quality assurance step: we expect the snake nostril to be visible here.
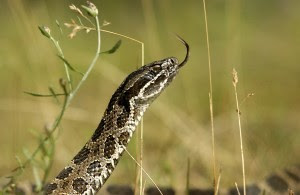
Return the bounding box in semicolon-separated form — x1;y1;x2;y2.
169;58;177;65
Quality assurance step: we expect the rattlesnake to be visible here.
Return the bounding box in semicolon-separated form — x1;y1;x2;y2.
44;36;190;194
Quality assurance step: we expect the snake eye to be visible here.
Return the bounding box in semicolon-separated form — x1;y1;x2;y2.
152;65;161;73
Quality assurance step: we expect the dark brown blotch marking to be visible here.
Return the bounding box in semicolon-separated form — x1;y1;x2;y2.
106;162;113;170
72;177;88;194
118;131;130;146
117;76;150;113
73;146;90;164
91;180;98;192
154;74;167;84
104;135;116;158
117;94;131;113
44;183;58;194
56;167;73;180
87;160;102;176
61;181;69;189
114;159;118;166
92;120;105;141
105;118;115;132
116;108;129;128
107;89;122;113
91;143;101;156
266;174;288;192
144;74;167;96
106;159;119;172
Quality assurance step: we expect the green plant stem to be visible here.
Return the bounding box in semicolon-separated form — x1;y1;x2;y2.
20;91;68;172
41;134;55;188
50;37;73;91
67;16;101;106
34;15;101;177
4;15;102;191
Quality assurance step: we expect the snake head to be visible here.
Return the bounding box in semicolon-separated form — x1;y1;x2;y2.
111;36;189;113
138;36;189;101
125;36;189;103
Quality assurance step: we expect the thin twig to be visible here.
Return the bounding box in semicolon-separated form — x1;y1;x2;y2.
202;0;217;192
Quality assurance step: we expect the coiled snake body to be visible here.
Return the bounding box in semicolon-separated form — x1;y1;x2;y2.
45;37;189;194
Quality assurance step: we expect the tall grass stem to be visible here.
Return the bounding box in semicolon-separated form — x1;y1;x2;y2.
232;69;246;195
202;0;217;192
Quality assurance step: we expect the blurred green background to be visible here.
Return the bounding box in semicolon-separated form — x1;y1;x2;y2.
0;0;299;191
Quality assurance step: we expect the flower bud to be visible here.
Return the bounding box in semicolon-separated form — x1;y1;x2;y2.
38;26;51;39
81;1;98;17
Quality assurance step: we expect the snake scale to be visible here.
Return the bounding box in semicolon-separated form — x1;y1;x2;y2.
44;36;189;194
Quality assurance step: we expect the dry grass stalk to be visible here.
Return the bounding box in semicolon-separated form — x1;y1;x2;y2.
202;0;218;193
234;182;241;195
124;148;163;195
232;68;246;195
215;169;222;195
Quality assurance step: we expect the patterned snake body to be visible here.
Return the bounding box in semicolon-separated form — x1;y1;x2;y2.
45;37;189;194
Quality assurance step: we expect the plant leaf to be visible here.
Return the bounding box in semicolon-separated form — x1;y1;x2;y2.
57;55;84;75
24;91;66;97
48;87;60;103
100;40;122;54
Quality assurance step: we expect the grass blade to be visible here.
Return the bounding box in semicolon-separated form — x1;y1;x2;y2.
24;91;66;97
57;55;84;76
100;40;122;54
